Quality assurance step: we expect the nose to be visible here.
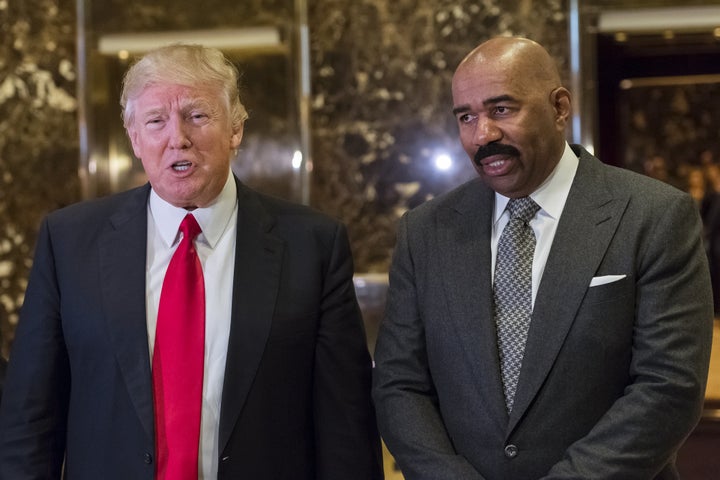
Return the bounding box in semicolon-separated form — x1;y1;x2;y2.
474;116;502;146
168;115;191;149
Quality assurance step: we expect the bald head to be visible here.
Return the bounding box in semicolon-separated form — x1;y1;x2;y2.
455;37;562;92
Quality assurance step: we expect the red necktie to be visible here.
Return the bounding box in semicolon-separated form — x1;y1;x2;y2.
152;214;205;479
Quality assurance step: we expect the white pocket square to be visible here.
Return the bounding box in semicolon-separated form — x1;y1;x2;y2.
589;274;626;287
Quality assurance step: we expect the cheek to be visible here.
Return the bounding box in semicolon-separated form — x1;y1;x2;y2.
458;130;475;154
139;157;159;177
128;129;141;157
131;132;162;158
464;142;479;161
138;145;166;173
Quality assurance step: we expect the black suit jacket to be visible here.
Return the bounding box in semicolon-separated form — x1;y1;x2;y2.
0;177;383;479
0;356;6;404
373;146;714;479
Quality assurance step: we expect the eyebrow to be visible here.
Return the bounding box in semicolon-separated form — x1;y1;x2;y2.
452;94;518;116
182;98;213;110
140;108;166;119
452;105;471;116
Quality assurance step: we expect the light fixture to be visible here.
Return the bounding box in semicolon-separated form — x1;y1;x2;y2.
434;153;453;172
97;27;283;56
598;6;720;33
291;150;303;170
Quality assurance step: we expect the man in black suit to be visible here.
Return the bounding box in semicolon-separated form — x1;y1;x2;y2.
373;36;713;479
0;44;382;479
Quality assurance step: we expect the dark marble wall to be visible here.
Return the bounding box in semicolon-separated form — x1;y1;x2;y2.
0;0;571;357
0;0;80;358
5;0;716;356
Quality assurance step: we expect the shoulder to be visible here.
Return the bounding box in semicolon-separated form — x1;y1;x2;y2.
46;184;149;225
237;182;344;236
403;178;488;223
574;145;690;206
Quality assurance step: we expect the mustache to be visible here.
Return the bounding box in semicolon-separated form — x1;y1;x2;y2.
473;143;520;166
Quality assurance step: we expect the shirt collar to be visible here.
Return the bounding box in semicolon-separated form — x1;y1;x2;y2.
493;142;579;224
149;170;238;249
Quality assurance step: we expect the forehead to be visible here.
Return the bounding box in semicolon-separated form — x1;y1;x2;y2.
133;83;222;111
452;60;535;107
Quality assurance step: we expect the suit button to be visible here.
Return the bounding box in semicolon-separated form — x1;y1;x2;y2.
144;452;153;464
504;444;518;458
221;455;231;462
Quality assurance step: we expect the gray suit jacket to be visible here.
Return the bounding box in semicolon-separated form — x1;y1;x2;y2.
372;145;713;479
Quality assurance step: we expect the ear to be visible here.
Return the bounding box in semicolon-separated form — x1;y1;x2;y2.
551;87;572;130
230;125;244;149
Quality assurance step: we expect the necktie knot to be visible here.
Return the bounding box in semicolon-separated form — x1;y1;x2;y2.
507;197;540;224
180;214;202;242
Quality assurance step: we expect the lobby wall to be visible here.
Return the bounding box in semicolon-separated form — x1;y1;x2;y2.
1;0;717;357
0;0;570;357
0;0;80;358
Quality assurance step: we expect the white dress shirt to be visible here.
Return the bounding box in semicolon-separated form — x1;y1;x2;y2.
146;170;237;479
491;142;579;307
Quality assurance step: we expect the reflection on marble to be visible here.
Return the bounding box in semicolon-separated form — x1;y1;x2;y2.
354;273;389;357
0;0;80;358
88;0;294;33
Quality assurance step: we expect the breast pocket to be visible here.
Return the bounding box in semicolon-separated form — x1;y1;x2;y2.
583;275;633;307
567;275;636;361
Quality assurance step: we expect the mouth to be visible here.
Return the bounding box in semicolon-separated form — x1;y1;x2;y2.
484;157;508;168
479;155;514;176
171;161;192;172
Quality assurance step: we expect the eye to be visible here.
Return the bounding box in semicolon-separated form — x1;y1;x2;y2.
188;111;211;125
457;113;476;124
145;118;164;129
494;105;510;115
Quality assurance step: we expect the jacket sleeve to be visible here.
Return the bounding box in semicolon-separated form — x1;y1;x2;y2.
542;192;714;479
313;222;384;480
372;214;487;480
0;217;69;479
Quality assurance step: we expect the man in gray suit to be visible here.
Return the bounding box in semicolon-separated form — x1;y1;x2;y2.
372;36;714;479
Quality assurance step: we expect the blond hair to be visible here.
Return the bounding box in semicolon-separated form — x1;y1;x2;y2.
120;43;248;132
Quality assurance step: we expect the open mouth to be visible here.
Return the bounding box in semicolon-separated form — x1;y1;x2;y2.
480;156;514;176
485;158;507;168
171;161;192;172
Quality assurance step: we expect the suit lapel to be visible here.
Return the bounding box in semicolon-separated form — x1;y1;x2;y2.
99;185;155;440
437;180;509;428
508;149;630;433
218;180;284;452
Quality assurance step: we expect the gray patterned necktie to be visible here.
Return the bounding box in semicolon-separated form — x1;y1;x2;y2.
494;196;540;412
